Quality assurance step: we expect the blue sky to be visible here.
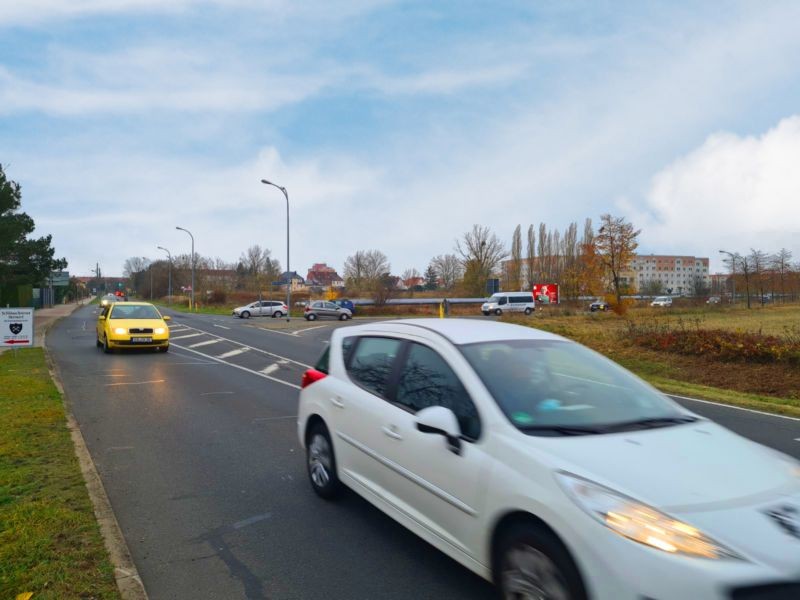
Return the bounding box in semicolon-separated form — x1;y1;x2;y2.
1;0;799;277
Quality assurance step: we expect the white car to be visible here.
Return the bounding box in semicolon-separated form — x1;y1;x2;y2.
651;296;673;307
297;319;800;599
232;300;288;319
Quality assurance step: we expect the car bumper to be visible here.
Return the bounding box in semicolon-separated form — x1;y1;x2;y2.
566;513;799;599
107;336;169;348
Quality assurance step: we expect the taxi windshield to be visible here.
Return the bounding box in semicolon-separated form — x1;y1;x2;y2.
109;305;161;320
460;339;687;435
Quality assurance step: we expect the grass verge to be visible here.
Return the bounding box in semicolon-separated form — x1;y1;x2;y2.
0;348;119;599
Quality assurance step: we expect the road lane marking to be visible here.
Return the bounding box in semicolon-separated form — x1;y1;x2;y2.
293;324;328;336
245;324;295;337
189;339;222;348
261;364;280;375
173;326;312;367
105;379;165;387
232;513;272;530
217;347;248;359
669;394;800;422
171;333;204;340
213;324;231;330
170;345;301;390
200;391;234;396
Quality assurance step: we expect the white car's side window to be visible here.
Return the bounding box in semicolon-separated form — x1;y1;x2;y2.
346;337;402;398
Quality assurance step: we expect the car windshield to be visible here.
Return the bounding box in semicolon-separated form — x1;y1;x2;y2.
459;339;688;435
109;305;161;320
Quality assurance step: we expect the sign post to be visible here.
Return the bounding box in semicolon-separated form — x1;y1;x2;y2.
1;307;34;351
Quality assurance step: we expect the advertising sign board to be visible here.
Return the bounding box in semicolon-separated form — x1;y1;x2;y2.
1;307;34;347
533;283;560;305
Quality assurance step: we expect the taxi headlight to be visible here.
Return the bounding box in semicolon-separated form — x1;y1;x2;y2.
154;327;166;335
113;327;127;335
556;472;741;560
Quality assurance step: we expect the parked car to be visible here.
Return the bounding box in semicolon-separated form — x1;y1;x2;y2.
333;298;355;314
481;291;535;316
304;300;352;321
589;298;610;312
96;301;170;353
706;296;721;304
298;319;800;599
232;300;288;319
650;296;673;307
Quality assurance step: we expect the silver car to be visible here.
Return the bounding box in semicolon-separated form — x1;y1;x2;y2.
232;300;289;319
304;300;352;321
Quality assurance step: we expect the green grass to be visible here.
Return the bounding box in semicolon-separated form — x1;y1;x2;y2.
0;349;119;600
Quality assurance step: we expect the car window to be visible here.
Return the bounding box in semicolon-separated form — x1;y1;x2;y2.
347;337;402;398
395;343;481;440
109;304;161;320
498;296;508;305
312;301;323;308
324;302;338;309
460;340;683;432
315;347;330;374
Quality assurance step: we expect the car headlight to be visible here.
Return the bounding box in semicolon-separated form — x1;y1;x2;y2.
154;327;166;335
114;327;127;335
556;472;741;560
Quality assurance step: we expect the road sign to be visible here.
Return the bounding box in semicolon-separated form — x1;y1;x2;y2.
1;307;34;347
49;271;70;286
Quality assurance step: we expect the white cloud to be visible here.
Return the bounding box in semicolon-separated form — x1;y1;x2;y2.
626;115;800;269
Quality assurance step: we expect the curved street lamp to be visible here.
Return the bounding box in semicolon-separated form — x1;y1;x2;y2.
261;179;291;322
157;246;172;304
176;226;195;311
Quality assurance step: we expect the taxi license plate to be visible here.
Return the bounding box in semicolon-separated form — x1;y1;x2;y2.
131;337;152;343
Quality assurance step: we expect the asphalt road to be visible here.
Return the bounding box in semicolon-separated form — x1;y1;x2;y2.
47;306;800;600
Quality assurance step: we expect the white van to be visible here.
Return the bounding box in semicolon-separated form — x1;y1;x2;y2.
481;292;535;316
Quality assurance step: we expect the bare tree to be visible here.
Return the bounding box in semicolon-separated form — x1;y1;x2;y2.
525;225;536;288
505;225;523;291
455;225;507;296
431;254;462;290
595;214;640;304
749;248;769;305
771;248;793;302
344;249;390;290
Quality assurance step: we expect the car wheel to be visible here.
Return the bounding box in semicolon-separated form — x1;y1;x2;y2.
96;336;102;347
102;335;112;354
307;313;317;321
494;308;503;316
306;423;341;500
524;307;533;315
482;311;490;316
339;313;349;321
241;311;251;319
495;522;587;600
162;344;169;353
273;311;283;318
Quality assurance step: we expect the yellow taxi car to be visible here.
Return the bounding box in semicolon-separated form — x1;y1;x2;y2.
96;301;171;353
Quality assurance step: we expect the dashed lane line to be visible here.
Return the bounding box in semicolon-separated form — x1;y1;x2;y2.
217;347;249;359
213;324;231;330
171;332;204;340
170;345;301;390
189;339;223;348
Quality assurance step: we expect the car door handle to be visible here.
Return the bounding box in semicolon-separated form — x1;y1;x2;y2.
330;396;344;408
382;425;403;440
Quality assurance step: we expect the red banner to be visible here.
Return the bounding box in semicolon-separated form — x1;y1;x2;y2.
533;283;559;305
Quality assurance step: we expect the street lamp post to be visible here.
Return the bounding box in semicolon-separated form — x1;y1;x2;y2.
719;250;737;304
176;226;195;311
260;179;291;322
157;246;172;304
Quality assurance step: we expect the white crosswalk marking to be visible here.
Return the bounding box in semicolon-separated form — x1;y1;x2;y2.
217;347;249;359
189;339;222;348
171;332;203;340
261;364;279;375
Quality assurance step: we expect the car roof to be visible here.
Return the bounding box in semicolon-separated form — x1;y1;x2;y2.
343;318;565;345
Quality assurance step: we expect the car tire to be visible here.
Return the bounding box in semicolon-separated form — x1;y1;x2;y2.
96;336;102;348
495;521;587;600
339;313;349;321
162;344;169;353
307;313;317;321
241;311;251;319
494;308;503;316
306;423;341;500
273;311;283;318
102;335;112;354
524;307;533;315
482;311;490;316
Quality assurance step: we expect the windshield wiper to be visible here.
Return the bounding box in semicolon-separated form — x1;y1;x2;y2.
517;425;605;436
602;416;700;433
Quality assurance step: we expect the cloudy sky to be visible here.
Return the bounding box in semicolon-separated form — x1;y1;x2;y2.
1;0;799;277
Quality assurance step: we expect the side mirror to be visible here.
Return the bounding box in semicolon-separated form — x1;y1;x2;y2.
163;315;171;322
415;406;462;455
98;315;106;320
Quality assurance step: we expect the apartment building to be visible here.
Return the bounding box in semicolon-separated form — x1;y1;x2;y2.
631;255;710;295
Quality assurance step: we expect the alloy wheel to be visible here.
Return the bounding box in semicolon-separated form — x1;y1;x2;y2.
308;433;332;489
501;544;569;600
